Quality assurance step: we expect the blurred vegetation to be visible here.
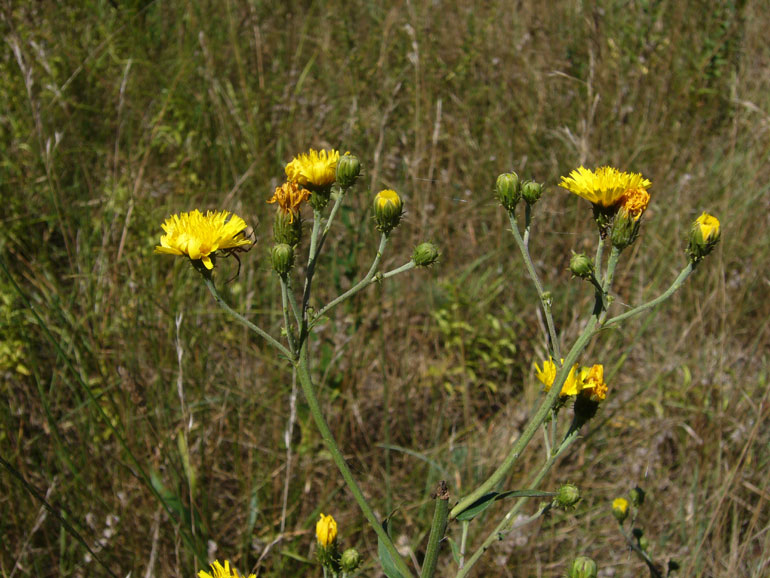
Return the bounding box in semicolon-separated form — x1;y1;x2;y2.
1;0;768;576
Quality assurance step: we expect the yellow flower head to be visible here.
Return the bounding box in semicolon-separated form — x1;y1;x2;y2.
695;212;720;243
534;357;582;397
155;210;251;270
267;181;311;223
579;364;608;401
285;148;340;188
559;166;651;208
316;513;338;547
198;560;255;578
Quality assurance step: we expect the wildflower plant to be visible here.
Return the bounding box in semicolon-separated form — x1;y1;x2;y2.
157;154;718;577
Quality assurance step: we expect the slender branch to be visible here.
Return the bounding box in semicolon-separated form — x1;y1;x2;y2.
280;276;297;355
603;264;694;328
508;212;561;360
294;346;415;578
203;276;293;360
311;234;389;323
301;210;324;318
285;274;302;328
317;188;346;255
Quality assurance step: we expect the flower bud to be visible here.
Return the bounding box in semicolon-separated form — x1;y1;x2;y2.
567;556;598;578
271;243;294;276
610;206;642;251
496;172;521;211
629;486;645;507
569;252;594;280
639;535;649;551
686;212;720;263
554;483;581;510
373;189;403;234
336;153;361;189
412;242;440;267
521;180;543;205
316;513;338;547
340;548;361;572
274;210;302;246
612;497;629;524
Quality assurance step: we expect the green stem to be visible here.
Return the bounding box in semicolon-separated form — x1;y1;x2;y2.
594;234;605;278
420;482;450;578
301;210;324;321
285;274;302;328
312;234;389;323
317;188;346;253
295;347;414;578
450;312;599;519
457;429;580;577
279;276;297;355
508;212;561;360
603;264;694;328
203;276;293;360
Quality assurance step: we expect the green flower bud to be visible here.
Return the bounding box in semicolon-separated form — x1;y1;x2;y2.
567;556;598;578
274;210;302;246
271;243;294;276
629;486;645;507
340;548;362;573
612;497;629;524
554;483;581;510
687;212;721;263
496;172;521;211
569;252;594;279
336;153;361;189
639;535;649;551
610;206;642;251
412;242;440;267
521;180;543;205
373;189;403;234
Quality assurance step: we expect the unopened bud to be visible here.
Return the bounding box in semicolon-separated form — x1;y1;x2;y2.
271;243;294;276
336;153;361;189
612;497;629;524
412;242;440;267
496;172;521;211
554;483;581;510
567;556;598;578
569;252;594;279
340;548;361;572
629;486;645;507
521;180;543;205
687;212;720;263
373;189;403;234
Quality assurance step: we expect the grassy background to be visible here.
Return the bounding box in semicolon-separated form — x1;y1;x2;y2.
2;0;769;576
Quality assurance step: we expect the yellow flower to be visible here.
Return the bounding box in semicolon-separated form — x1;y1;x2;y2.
579;364;608;401
316;513;338;547
559;166;651;208
155;210;251;270
198;560;255;578
695;212;720;242
267;181;311;223
285;148;340;187
534;357;582;397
